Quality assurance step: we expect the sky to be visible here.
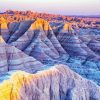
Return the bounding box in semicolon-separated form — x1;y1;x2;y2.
0;0;100;15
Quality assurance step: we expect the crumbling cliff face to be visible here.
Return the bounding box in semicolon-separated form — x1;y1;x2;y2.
0;65;100;100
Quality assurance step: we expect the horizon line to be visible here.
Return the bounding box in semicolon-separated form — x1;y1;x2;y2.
0;10;100;17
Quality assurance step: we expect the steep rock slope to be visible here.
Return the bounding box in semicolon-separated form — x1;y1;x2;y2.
50;22;100;85
0;64;100;100
0;36;44;73
3;18;68;64
88;38;100;55
1;18;100;85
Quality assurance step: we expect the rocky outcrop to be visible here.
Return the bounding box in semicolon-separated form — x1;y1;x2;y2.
0;17;9;41
2;18;68;64
0;16;100;99
0;64;100;100
0;18;100;86
0;36;44;73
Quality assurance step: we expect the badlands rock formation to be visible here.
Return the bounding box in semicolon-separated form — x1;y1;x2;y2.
0;14;100;100
0;65;100;100
0;37;44;74
1;18;100;84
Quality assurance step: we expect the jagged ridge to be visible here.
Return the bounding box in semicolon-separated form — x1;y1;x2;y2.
0;16;100;99
1;18;100;85
0;64;100;100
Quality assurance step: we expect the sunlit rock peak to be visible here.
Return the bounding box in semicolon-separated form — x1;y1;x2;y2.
63;23;73;31
0;17;8;29
30;18;52;31
63;22;79;33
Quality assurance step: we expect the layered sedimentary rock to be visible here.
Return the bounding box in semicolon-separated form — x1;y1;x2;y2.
0;36;44;73
0;16;100;99
7;20;34;43
54;22;100;85
88;38;100;55
2;18;68;64
1;18;100;85
56;23;88;57
0;64;100;100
